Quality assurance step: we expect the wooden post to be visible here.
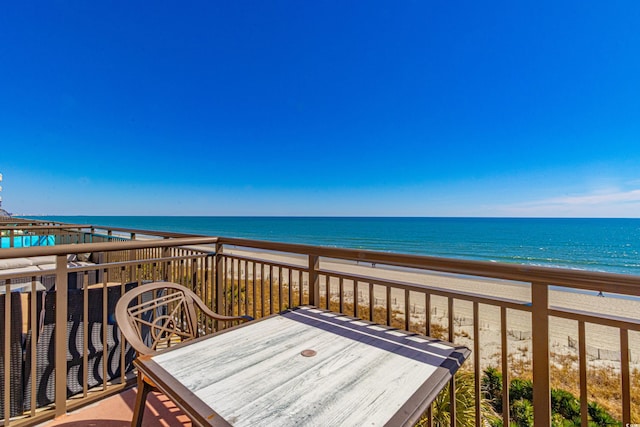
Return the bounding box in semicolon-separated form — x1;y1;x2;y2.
578;322;588;427
473;302;481;427
54;255;69;417
162;247;171;282
448;297;456;427
501;307;509;424
621;329;631;425
215;244;225;317
532;282;551;425
4;282;11;423
308;255;319;306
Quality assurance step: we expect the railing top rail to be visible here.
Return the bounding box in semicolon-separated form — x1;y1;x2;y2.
88;226;200;238
11;218;202;238
0;219;66;225
0;224;93;230
0;236;219;258
314;265;534;311
217;237;640;294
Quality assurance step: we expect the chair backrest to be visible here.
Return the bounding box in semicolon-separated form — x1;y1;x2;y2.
115;282;207;355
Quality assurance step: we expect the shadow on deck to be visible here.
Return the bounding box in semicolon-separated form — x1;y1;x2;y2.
40;388;191;427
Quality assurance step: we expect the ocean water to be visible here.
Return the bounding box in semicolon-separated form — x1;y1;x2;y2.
32;216;640;277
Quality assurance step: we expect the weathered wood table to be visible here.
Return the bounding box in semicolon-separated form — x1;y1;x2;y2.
134;306;470;427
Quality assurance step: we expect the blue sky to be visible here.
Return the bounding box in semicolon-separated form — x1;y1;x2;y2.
1;1;639;217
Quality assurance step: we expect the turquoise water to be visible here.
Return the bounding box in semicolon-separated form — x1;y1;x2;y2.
32;216;640;276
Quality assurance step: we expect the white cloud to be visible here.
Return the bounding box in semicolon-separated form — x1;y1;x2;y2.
537;189;640;206
498;188;640;217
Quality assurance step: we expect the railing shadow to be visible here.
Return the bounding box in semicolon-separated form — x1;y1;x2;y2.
44;387;191;427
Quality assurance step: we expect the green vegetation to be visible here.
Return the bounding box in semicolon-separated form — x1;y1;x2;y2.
413;366;627;426
416;370;496;427
480;367;620;427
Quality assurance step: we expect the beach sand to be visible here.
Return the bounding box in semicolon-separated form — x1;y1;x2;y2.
224;247;640;372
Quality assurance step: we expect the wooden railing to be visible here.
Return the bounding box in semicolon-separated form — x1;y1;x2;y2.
0;224;639;426
1;236;219;426
213;237;640;426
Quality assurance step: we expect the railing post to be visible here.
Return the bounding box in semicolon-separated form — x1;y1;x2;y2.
162;247;171;282
4;281;11;423
308;255;319;306
55;255;69;417
9;229;14;248
216;244;225;316
531;282;551;426
129;233;137;269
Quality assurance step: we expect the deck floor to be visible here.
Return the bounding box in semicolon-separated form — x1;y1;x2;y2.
40;388;192;427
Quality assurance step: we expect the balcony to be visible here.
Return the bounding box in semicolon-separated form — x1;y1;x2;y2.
1;219;639;426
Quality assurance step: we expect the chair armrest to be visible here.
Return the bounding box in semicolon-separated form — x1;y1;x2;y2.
194;299;253;323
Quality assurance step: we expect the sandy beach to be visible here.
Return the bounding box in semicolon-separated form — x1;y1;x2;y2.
224;247;640;372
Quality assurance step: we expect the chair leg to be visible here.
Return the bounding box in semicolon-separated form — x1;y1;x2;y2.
132;374;152;427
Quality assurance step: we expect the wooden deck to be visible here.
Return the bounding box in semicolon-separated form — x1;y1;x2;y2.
40;387;191;427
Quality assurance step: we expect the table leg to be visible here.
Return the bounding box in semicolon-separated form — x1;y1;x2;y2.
132;374;152;427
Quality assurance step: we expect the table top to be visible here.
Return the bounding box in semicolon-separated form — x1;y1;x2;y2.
135;306;470;427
